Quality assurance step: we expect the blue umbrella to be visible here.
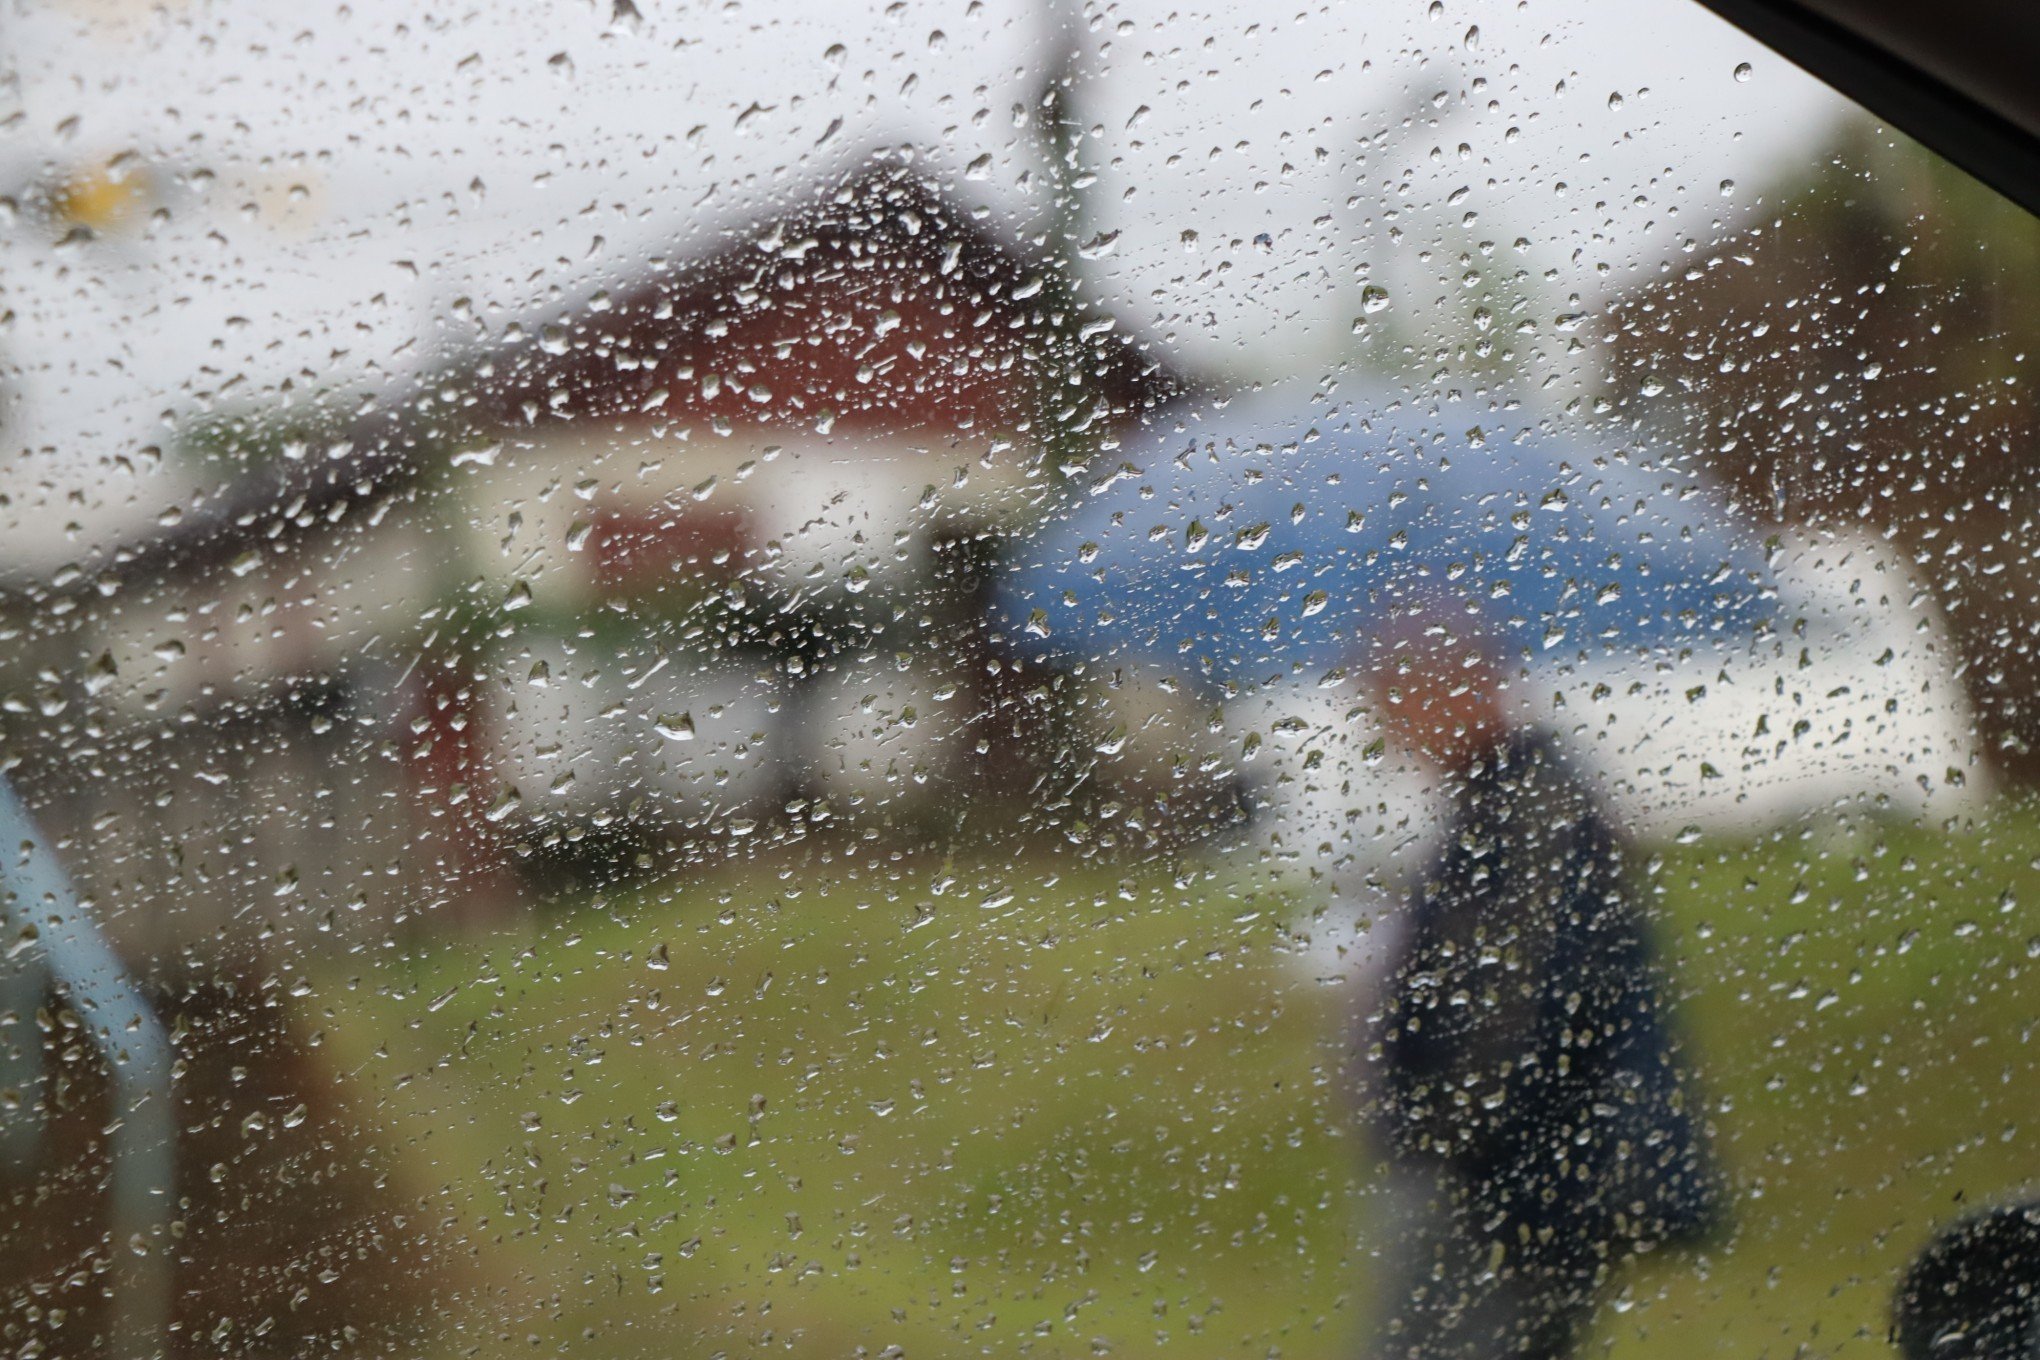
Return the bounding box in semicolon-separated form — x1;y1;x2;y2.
993;384;1782;687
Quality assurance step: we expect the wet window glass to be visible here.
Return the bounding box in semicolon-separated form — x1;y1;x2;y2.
1;2;2035;1357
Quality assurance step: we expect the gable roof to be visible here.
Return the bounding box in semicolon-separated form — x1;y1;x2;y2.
457;160;1181;437
7;157;1186;603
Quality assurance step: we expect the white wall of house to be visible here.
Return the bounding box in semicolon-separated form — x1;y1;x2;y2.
448;437;610;613
459;424;1039;833
743;430;1036;598
86;506;441;721
793;660;972;817
746;448;937;595
450;425;1031;607
484;633;785;829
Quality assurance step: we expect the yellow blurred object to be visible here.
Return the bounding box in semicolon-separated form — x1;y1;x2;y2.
62;0;190;45
51;161;148;235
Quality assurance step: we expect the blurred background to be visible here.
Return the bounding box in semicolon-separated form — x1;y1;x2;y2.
0;0;2035;1355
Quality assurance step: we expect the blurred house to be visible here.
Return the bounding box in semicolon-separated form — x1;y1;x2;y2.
0;154;1165;1360
1604;120;2040;781
0;159;1179;968
434;161;1181;865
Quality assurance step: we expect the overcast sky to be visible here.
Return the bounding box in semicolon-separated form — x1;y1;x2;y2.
0;0;1850;576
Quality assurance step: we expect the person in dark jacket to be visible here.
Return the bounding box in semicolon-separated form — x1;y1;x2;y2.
1361;619;1721;1360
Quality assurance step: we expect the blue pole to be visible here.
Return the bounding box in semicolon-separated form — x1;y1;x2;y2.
0;777;175;1358
0;953;42;1168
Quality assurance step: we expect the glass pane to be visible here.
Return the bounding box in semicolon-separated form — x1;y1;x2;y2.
0;1;2033;1357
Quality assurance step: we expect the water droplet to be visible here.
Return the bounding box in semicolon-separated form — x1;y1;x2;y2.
1734;61;1753;82
655;712;696;741
484;788;522;823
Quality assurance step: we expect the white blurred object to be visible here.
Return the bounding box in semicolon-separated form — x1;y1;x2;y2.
793;662;970;816
747;444;940;597
487;637;785;827
1224;680;1445;887
1221;678;1439;993
1557;523;1989;836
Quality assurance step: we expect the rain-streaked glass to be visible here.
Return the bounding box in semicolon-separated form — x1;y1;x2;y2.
0;1;2034;1357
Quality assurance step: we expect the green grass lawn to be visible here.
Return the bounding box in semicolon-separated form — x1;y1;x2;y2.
312;798;2040;1359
